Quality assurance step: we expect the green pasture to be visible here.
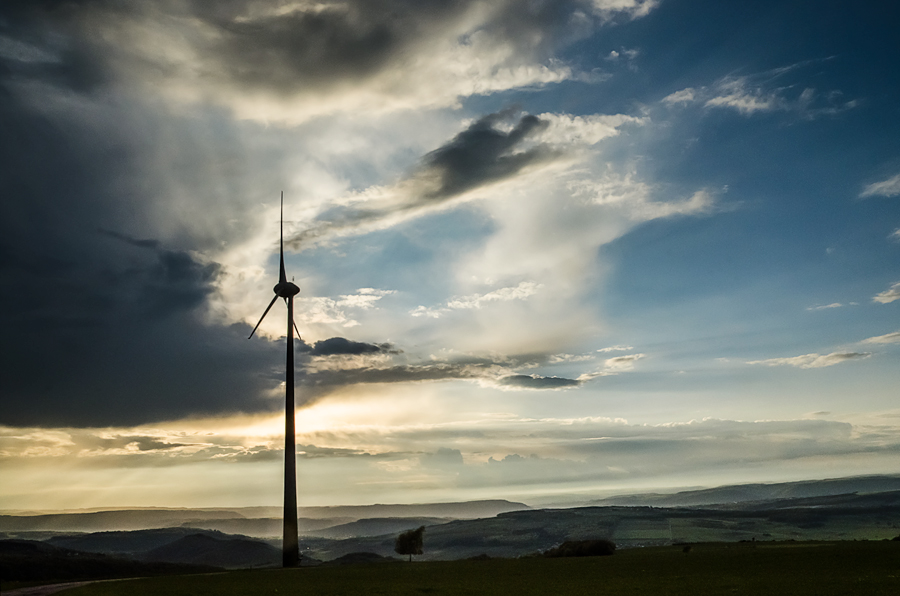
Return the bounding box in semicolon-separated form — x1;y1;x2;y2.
63;541;900;596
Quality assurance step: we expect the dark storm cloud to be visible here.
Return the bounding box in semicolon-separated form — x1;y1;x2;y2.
1;0;634;100
300;362;489;394
497;374;581;389
96;231;221;317
98;230;160;249
301;337;398;357
0;89;286;427
97;436;187;452
180;0;644;97
289;110;560;249
190;0;469;90
422;110;554;199
296;353;584;401
0;1;111;93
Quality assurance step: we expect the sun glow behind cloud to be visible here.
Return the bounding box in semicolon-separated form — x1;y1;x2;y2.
5;402;900;509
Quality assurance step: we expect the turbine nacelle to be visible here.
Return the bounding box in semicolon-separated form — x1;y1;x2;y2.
274;280;300;298
247;191;303;341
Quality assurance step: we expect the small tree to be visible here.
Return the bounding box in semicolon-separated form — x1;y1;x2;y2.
395;526;425;562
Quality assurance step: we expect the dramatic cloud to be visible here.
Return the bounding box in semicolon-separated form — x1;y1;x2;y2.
748;352;871;369
860;174;900;198
0;85;642;427
873;281;900;304
0;0;658;123
286;110;574;249
3;0;899;509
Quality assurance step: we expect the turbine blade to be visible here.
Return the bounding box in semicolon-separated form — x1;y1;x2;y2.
293;318;302;341
279;191;287;285
248;295;279;339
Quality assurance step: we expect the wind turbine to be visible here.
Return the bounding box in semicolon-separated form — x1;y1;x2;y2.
248;191;302;568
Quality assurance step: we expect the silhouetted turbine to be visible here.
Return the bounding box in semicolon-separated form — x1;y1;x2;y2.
248;191;301;568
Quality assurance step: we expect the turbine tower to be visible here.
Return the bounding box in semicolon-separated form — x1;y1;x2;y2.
248;191;301;568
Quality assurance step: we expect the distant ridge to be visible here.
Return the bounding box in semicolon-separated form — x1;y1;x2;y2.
0;509;245;533
46;527;225;555
588;475;900;507
0;500;529;536
295;500;530;520
142;533;282;569
6;488;900;565
312;517;451;539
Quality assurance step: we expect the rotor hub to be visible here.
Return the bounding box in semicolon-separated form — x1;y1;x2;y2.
274;281;300;298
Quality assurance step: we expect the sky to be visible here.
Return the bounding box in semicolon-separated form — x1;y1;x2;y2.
1;0;899;511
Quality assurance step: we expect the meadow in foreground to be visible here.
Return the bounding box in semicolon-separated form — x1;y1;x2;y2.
62;540;900;596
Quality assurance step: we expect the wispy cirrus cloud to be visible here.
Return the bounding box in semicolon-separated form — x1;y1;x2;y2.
806;302;849;311
297;289;395;328
748;351;871;369
597;345;635;353
661;87;696;104
873;281;900;304
704;76;785;114
568;173;718;221
411;281;542;318
577;353;646;380
662;62;858;120
603;353;646;371
860;174;900;198
862;330;900;345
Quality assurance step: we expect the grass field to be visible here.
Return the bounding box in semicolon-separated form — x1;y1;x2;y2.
58;541;900;596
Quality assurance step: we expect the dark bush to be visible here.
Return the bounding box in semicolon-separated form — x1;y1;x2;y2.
544;539;616;558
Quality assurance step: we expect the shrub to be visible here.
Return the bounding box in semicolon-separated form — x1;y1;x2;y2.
544;539;616;558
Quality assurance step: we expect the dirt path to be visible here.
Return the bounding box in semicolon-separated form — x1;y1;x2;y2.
2;581;96;596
